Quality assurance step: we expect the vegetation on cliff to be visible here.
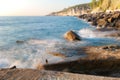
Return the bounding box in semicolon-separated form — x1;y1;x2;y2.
49;3;91;16
49;0;120;16
91;0;120;12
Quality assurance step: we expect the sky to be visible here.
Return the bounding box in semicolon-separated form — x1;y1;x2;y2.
0;0;91;16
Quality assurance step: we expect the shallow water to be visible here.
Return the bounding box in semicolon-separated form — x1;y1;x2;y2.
0;16;119;68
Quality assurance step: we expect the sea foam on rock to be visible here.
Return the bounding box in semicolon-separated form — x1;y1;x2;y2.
64;30;81;41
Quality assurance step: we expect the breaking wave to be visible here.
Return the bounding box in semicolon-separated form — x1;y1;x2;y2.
0;39;87;68
78;28;117;38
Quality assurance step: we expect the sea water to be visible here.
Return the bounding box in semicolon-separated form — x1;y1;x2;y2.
0;16;119;68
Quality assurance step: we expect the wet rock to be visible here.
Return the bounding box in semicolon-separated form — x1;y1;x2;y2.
112;12;120;18
36;45;120;77
48;52;66;58
107;17;116;23
91;21;97;26
87;17;92;22
102;45;120;51
79;11;120;30
16;40;24;44
64;30;81;41
115;20;120;29
46;59;48;64
106;32;120;37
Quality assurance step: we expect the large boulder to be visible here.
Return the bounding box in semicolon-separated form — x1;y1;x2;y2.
64;30;81;41
97;19;107;27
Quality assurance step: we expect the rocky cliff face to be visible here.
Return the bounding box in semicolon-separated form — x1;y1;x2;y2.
49;3;91;16
92;0;120;13
101;0;120;10
49;0;120;16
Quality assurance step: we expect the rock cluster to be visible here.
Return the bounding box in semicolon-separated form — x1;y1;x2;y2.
79;11;120;30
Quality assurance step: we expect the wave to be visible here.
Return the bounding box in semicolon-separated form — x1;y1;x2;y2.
78;28;117;38
0;39;87;69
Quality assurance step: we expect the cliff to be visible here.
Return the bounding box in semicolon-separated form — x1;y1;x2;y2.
49;0;120;16
92;0;120;13
49;3;91;16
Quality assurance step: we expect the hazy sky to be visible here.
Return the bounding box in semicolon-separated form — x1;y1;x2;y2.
0;0;90;16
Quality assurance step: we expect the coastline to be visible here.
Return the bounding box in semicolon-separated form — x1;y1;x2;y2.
1;45;120;79
35;12;120;78
79;11;120;31
0;12;120;79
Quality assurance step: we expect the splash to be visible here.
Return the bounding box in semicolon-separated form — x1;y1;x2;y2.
0;39;87;69
78;28;96;38
78;28;117;38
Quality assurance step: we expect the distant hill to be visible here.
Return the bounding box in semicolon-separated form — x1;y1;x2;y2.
48;3;91;16
49;0;120;16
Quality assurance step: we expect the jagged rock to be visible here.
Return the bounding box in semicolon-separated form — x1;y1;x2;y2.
64;30;81;41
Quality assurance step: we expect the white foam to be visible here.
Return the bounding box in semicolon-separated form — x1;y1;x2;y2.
0;59;10;68
28;39;50;45
0;39;89;69
78;28;117;38
78;28;96;38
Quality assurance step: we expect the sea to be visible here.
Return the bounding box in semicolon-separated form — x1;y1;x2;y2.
0;16;119;68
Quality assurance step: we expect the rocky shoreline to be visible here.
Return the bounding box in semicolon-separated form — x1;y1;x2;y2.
37;45;120;78
1;45;120;80
79;11;120;31
1;11;120;80
35;12;120;79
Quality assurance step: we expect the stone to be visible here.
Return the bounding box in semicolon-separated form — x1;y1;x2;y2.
97;19;107;27
102;45;120;51
115;20;120;29
112;12;120;18
64;30;81;41
10;66;16;69
16;40;24;44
